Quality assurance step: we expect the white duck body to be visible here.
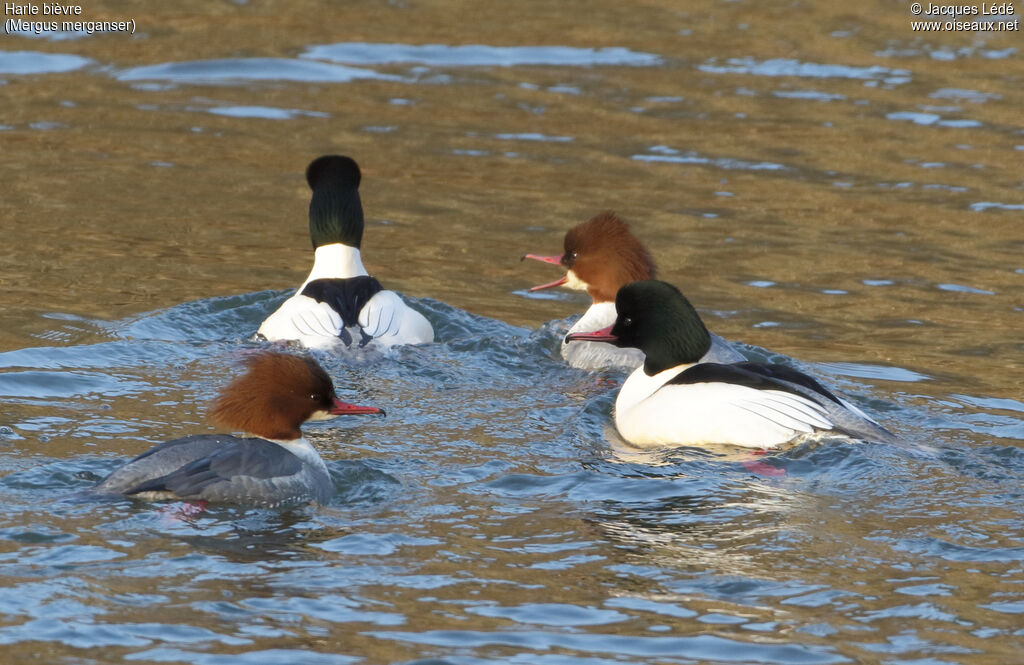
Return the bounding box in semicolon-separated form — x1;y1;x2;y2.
614;364;836;449
567;280;897;450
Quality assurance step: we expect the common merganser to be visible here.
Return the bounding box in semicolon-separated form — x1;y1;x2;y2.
566;280;896;449
523;211;741;369
92;351;384;507
258;155;434;349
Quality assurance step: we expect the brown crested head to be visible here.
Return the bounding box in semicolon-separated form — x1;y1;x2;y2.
561;211;657;302
208;351;338;440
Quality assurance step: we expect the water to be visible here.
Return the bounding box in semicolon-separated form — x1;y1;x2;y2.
2;1;1023;663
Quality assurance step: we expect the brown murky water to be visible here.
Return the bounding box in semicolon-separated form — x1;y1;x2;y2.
1;1;1022;663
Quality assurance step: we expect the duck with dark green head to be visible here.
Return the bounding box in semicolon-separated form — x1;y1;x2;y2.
258;155;434;349
566;280;897;449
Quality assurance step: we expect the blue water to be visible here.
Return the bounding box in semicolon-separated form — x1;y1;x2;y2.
1;292;1022;663
0;50;92;74
696;57;911;84
116;58;400;84
301;43;662;67
3;5;1023;662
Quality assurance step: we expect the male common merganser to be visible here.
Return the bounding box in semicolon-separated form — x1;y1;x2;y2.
565;280;896;449
92;351;384;507
258;155;434;349
523;211;741;370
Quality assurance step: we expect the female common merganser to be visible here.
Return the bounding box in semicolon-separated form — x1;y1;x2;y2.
523;211;741;370
258;155;434;349
565;280;896;449
92;351;384;507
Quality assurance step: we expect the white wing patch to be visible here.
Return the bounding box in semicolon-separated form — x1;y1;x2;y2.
358;290;434;345
358;290;402;338
615;382;836;449
258;290;433;349
739;391;833;431
258;295;344;348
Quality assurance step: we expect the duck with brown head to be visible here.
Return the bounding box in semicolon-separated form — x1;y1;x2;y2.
523;211;743;370
92;351;384;508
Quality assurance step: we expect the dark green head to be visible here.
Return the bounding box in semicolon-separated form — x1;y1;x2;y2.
306;155;364;249
611;280;712;375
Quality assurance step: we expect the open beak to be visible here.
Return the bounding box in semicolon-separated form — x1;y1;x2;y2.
330;398;386;417
521;253;568;291
521;253;564;266
528;275;568;292
564;324;617;344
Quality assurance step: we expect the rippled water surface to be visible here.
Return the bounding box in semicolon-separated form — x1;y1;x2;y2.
2;1;1022;663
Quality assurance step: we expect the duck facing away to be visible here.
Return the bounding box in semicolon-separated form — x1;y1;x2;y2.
258;155;434;350
565;280;896;449
523;211;741;370
92;352;384;507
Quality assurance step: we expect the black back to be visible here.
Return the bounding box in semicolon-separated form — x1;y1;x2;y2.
668;361;844;406
301;276;383;329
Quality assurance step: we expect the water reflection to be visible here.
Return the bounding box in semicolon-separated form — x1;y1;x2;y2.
0;50;92;73
117;58;398;84
633;147;789;171
2;1;1022;662
0;289;1019;664
697;57;910;84
303;43;662;67
205;106;330;120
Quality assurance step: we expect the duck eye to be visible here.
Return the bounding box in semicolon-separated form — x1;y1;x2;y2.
309;393;321;402
622;317;633;327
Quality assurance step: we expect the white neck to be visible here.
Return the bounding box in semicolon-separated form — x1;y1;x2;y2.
564;269;588;292
266;436;329;472
299;243;368;289
616;364;691;415
266;435;314;450
246;432;305;445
